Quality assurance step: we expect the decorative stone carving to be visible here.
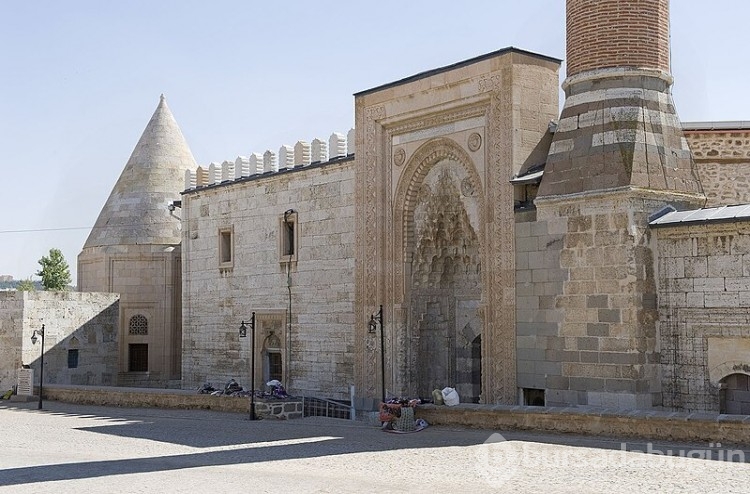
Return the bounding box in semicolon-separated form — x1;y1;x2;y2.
311;138;328;163
184;169;196;190
294;141;311;166
234;156;250;179
221;160;235;182
249;153;263;174
347;128;356;155
393;147;406;167
195;166;207;187
263;150;278;173
461;177;477;197
468;132;482;152
279;145;294;169
208;162;221;184
330;132;347;158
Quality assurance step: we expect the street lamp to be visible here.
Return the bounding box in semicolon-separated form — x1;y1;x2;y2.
239;312;257;420
368;305;385;403
30;324;45;410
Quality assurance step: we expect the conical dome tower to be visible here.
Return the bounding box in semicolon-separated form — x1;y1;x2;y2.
78;95;195;388
83;94;195;248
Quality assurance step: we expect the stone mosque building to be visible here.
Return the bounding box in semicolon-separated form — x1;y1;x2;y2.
4;0;750;414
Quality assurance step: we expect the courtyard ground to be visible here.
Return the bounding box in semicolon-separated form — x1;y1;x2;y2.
0;401;748;493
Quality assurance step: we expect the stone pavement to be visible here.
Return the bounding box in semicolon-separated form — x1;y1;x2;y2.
0;401;748;493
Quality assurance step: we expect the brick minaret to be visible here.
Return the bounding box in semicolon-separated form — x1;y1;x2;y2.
530;0;705;410
538;0;702;197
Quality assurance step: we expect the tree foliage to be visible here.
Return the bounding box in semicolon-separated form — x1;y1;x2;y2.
36;248;72;291
16;278;36;291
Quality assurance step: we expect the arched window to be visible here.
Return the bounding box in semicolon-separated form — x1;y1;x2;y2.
719;373;750;414
128;314;148;335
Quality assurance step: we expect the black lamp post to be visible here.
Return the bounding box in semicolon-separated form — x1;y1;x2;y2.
239;312;257;420
368;305;385;403
30;324;45;410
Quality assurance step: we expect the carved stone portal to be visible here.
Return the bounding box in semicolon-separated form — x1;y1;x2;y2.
408;163;482;400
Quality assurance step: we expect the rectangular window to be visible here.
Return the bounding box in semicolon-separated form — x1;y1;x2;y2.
279;210;298;262
268;352;283;382
128;343;148;372
67;349;79;369
219;227;234;269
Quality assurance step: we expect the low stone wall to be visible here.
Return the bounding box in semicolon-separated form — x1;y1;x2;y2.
255;399;303;420
40;385;750;443
43;385;302;419
44;385;250;413
416;404;750;444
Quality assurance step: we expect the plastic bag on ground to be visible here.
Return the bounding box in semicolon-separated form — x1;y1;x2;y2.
441;387;460;406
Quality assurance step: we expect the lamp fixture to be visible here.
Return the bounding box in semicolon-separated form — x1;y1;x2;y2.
239;312;257;420
368;305;385;403
30;324;45;410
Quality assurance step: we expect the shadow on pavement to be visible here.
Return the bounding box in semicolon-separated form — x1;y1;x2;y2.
1;401;748;488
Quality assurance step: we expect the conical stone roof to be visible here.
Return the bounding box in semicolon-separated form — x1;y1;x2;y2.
83;95;197;248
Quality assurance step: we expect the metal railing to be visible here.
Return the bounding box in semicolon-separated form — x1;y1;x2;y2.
302;396;353;420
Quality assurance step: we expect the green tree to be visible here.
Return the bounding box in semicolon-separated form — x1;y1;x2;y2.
36;248;72;291
16;278;36;291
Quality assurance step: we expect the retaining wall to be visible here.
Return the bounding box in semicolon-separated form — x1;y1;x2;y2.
416;404;750;444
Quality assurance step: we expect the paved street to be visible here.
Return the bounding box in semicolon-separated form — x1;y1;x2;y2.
0;401;748;493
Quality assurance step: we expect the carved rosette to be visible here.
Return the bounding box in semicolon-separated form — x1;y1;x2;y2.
468;132;482;152
393;147;406;166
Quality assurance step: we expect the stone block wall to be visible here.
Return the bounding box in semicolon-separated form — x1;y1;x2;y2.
514;216;567;402
0;293;24;392
685;129;750;207
0;291;119;392
254;399;303;420
78;245;182;387
533;191;671;409
655;222;750;412
181;159;356;400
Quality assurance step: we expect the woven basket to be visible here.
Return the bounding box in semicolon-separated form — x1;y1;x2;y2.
393;406;415;432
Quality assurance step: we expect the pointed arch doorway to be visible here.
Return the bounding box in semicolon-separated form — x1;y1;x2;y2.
395;138;484;402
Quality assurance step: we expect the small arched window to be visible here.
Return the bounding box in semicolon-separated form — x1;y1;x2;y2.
128;314;148;335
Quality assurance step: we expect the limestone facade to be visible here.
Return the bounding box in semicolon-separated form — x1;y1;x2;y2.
354;48;560;404
37;0;748;414
181;158;356;399
181;48;560;404
0;291;119;392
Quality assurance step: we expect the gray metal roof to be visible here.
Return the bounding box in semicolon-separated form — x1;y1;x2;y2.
682;121;750;131
649;204;750;227
510;169;544;184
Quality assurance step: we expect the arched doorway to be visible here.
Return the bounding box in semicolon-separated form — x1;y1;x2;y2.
719;373;750;414
408;162;482;400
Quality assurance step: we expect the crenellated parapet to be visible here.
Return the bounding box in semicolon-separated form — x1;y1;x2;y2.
185;129;355;190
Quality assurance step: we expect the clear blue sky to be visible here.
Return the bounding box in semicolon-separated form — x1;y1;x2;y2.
1;1;748;283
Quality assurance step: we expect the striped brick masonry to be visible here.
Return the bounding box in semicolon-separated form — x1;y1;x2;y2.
538;0;703;199
566;0;670;77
